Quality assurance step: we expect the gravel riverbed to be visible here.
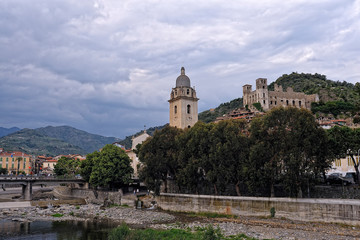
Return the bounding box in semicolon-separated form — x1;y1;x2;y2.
0;203;359;240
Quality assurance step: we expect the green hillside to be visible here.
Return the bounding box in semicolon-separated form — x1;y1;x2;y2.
0;128;86;156
118;125;167;149
269;72;360;104
199;73;359;123
35;126;120;153
198;98;243;123
269;72;360;116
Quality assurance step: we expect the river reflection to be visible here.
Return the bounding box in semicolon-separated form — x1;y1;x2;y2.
0;219;119;240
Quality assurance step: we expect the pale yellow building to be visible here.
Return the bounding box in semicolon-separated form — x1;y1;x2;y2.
169;67;199;129
126;131;150;178
329;155;359;176
0;150;32;175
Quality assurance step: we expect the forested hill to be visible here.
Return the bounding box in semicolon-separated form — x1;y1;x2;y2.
198;98;243;123
269;72;360;104
198;72;360;123
35;126;120;153
0;128;86;156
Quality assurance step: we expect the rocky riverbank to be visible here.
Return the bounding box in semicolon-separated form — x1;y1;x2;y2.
1;202;359;240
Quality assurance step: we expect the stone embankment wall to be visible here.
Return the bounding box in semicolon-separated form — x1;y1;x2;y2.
157;193;360;225
53;186;123;205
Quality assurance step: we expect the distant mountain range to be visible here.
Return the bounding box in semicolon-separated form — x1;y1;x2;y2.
0;127;20;138
0;126;121;156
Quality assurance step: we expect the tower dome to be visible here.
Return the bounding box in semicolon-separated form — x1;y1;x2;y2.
176;67;191;87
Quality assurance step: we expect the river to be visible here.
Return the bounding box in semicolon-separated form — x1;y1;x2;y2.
0;219;118;240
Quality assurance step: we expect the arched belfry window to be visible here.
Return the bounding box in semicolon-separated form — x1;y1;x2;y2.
174;105;177;114
187;104;191;114
187;89;190;95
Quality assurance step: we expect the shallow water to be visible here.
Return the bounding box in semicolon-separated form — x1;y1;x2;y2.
0;219;119;240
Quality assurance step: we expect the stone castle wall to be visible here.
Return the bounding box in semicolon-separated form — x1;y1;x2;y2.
243;78;318;111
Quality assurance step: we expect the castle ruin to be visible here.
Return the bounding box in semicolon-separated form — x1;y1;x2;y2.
243;78;319;111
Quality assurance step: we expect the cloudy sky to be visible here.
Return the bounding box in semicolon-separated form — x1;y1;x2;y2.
0;0;359;138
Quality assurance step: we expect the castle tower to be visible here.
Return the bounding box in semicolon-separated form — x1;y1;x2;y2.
169;67;199;129
255;78;269;111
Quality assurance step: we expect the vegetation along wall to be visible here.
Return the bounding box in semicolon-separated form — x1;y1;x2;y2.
157;193;360;225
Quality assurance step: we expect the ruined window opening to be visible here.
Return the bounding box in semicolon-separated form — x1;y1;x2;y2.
275;101;277;105
270;101;273;105
188;125;191;128
299;101;301;107
187;104;191;114
263;100;265;104
286;100;289;105
187;89;190;95
292;100;295;105
174;105;177;114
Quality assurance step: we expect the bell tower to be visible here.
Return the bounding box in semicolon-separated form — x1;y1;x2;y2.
169;67;199;129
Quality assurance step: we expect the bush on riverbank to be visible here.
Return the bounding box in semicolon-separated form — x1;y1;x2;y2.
108;224;257;240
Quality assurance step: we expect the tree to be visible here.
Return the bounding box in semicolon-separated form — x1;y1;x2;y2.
54;156;81;177
0;168;7;174
138;126;182;194
249;107;332;197
327;126;360;184
206;120;249;195
80;151;99;182
176;121;213;194
81;144;133;188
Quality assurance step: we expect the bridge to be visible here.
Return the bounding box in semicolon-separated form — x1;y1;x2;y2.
0;176;87;200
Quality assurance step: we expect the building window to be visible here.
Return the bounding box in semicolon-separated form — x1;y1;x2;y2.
187;89;190;95
263;93;265;97
292;100;295;106
174;106;177;114
187;105;191;114
188;125;191;128
299;101;301;107
335;159;341;166
263;100;265;104
275;101;277;105
270;101;273;105
286;100;289;105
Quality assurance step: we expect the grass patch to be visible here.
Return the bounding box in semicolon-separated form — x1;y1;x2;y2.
108;224;258;240
51;213;64;218
69;211;74;216
75;205;80;209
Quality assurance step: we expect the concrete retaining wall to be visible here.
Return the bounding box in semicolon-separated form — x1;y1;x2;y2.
53;186;123;205
157;193;360;225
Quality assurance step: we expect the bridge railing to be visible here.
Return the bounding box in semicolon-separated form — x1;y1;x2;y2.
0;175;83;181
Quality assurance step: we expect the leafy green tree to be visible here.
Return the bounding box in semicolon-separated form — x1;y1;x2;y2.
327;126;360;184
80;151;99;182
176;122;214;194
206;120;249;195
138;126;182;194
249;107;332;197
54;156;81;177
82;144;133;188
0;168;7;174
